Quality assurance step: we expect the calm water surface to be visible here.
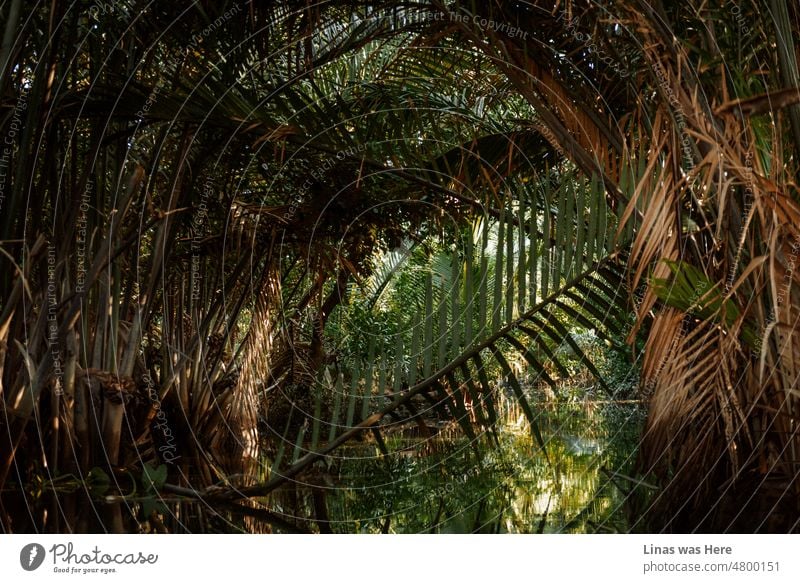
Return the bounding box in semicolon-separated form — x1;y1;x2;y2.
1;402;644;533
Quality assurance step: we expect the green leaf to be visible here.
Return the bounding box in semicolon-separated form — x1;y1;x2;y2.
492;207;505;331
141;463;167;493
652;259;741;327
141;497;168;519
87;467;111;496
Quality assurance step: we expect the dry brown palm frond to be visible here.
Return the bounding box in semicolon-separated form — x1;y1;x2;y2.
641;312;750;487
610;2;800;528
714;87;800;118
626;177;680;334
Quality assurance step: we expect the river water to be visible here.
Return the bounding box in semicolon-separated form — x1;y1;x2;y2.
1;401;645;533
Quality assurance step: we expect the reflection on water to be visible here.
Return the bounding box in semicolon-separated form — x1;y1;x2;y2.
1;401;644;533
301;400;644;533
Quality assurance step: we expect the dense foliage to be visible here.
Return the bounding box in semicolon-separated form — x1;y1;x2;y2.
1;0;799;532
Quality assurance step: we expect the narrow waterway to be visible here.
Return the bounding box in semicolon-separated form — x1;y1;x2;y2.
1;401;645;533
273;400;645;533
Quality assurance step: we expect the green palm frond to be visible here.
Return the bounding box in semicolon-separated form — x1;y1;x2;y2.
253;163;632;494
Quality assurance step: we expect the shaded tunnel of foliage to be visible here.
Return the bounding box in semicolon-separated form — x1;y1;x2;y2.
1;0;800;532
